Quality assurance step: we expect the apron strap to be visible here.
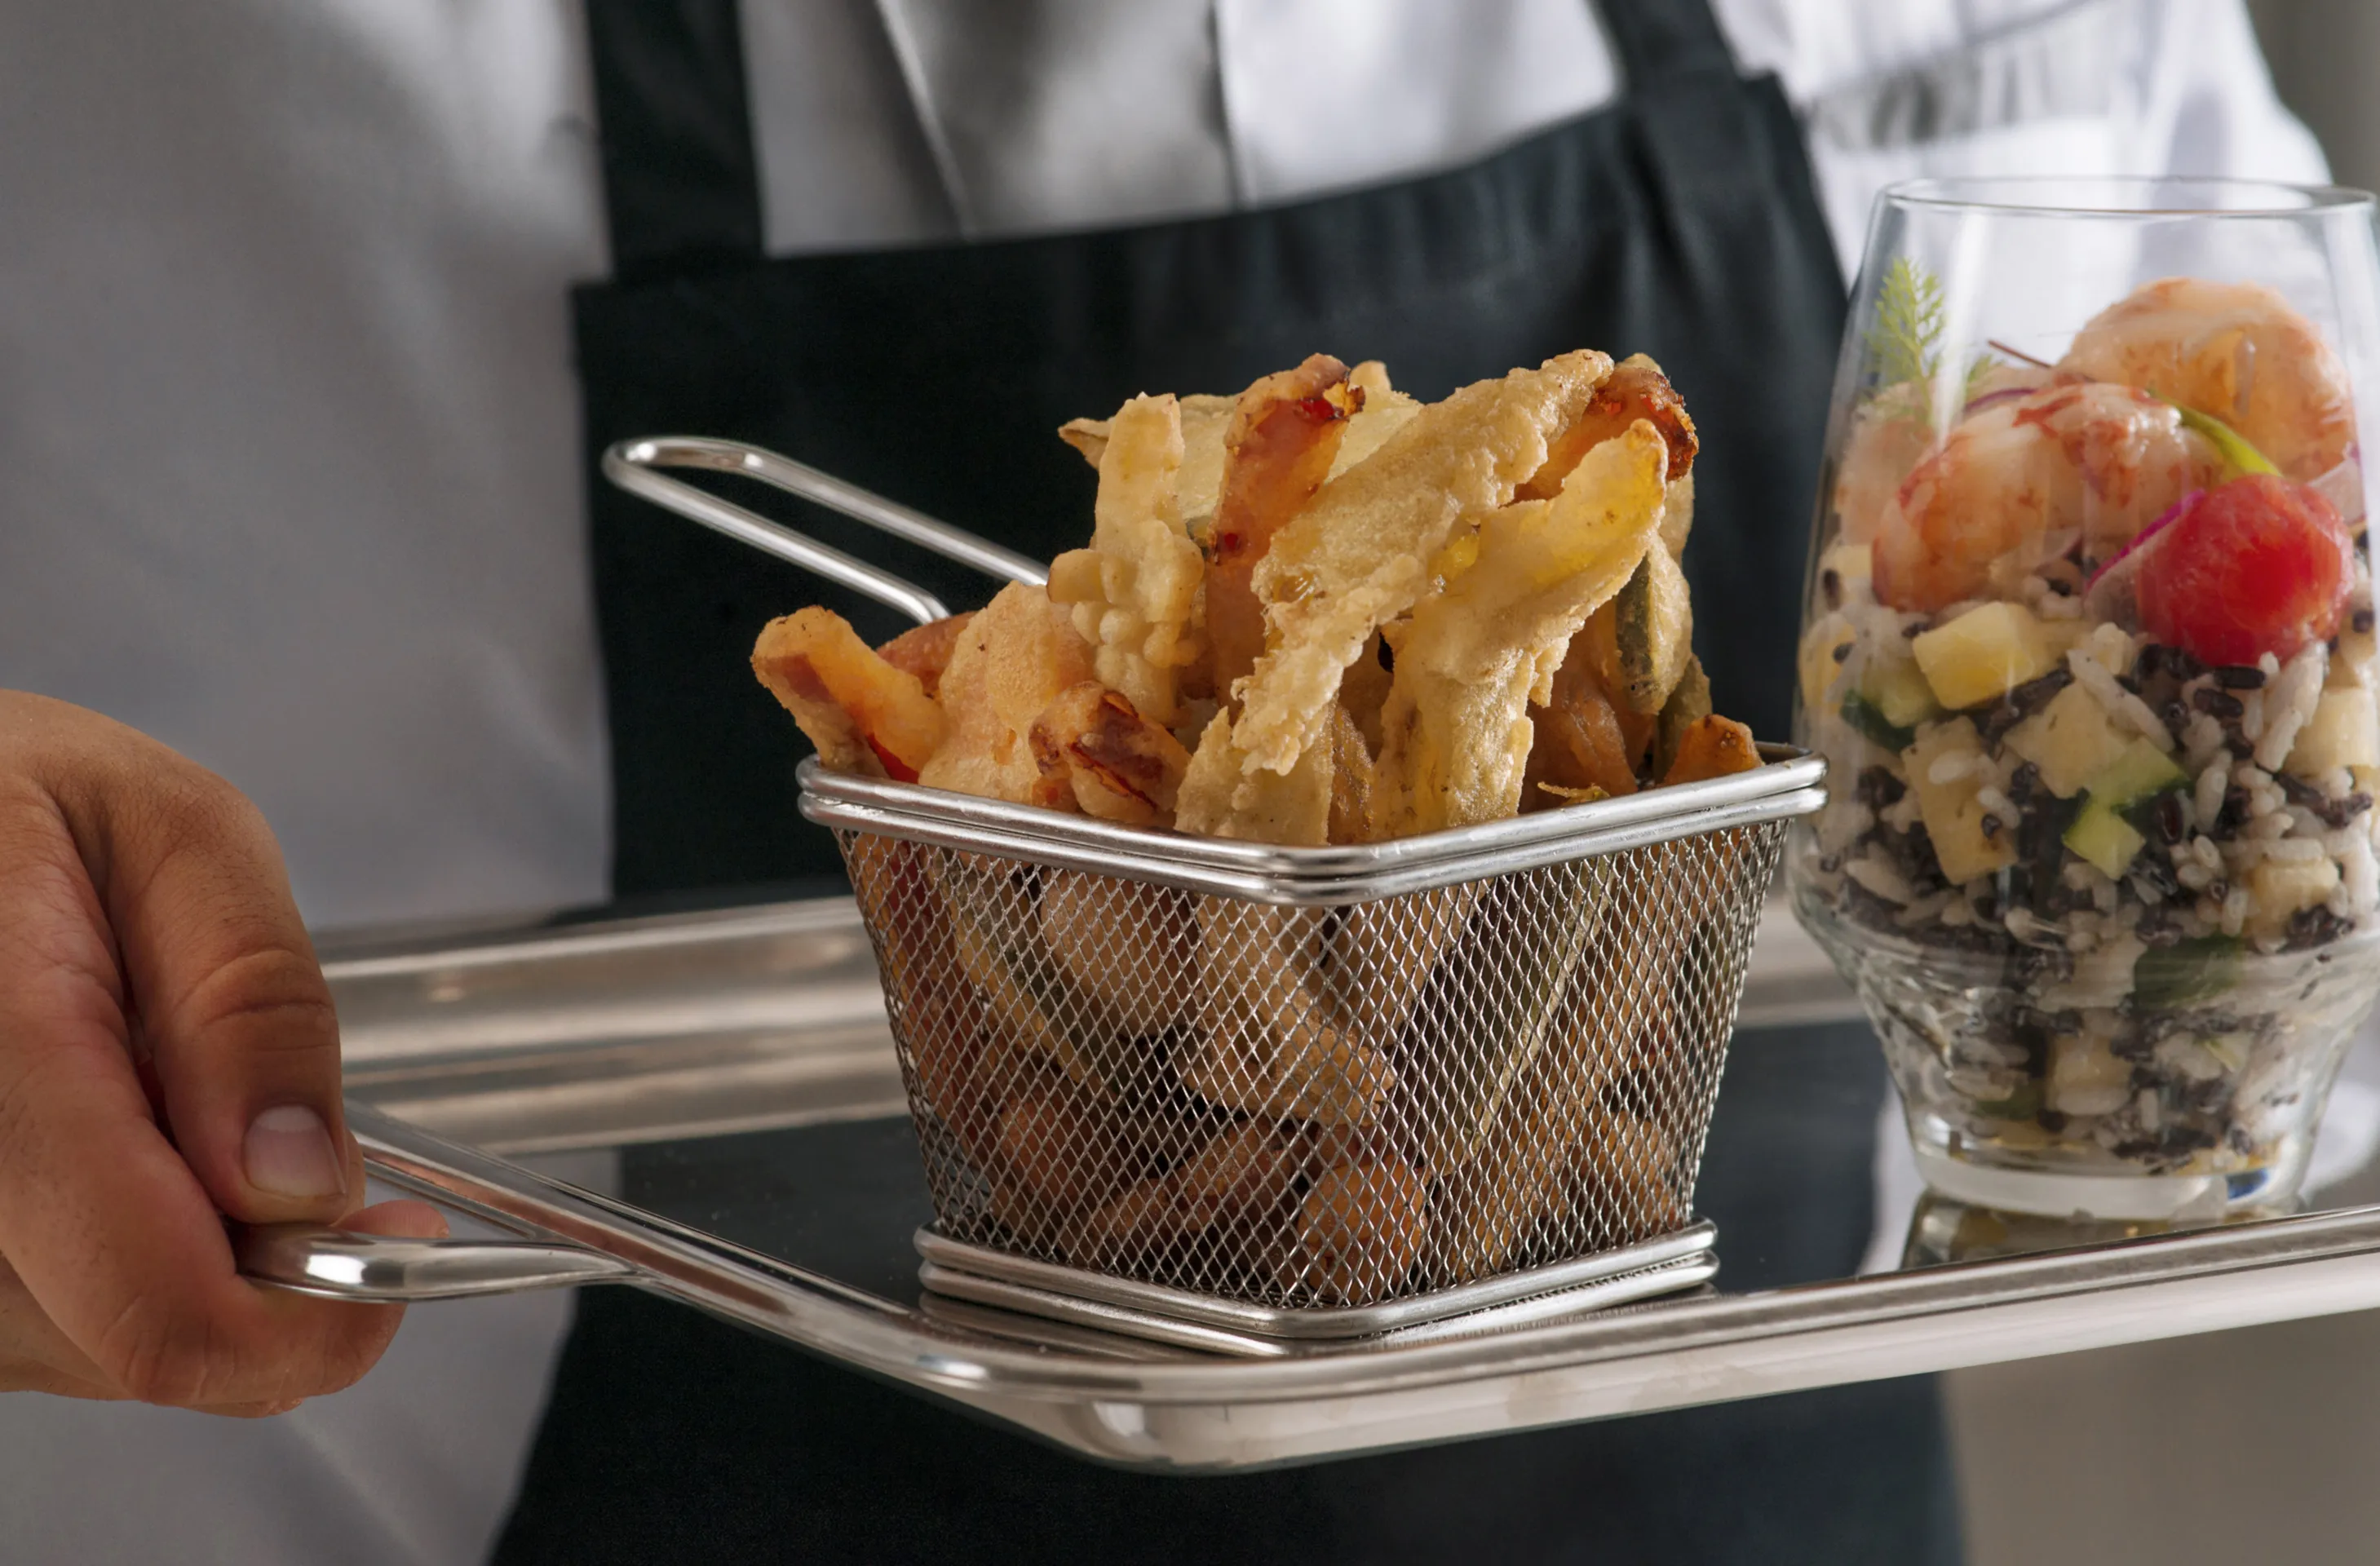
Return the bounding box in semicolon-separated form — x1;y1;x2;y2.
582;0;765;280
1595;0;1738;84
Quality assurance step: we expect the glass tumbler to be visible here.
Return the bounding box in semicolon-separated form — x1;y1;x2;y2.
1789;179;2380;1219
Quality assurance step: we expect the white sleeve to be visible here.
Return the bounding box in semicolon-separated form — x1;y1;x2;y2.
1749;0;2329;280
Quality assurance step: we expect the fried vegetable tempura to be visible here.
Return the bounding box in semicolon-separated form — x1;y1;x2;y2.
753;607;946;781
875;613;974;700
1029;680;1191;826
1061;393;1234;539
1372;421;1670;835
919;582;1096;807
1229;350;1613;780
1046;394;1206;728
1206;355;1361;703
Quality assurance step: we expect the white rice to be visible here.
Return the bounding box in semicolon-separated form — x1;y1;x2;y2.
2068;647;2174;751
2222;887;2251;936
2342;835;2378;915
1927;750;1978;785
2241;689;2267;745
2264;838;2326;863
1844;855;1914;904
1975;785;2016;820
2183;712;2229;772
2195;762;2232;831
2254;644;2329;772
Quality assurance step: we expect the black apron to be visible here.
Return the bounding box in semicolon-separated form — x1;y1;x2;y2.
499;2;1958;1559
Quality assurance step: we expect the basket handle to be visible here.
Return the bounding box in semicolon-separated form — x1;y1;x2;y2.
603;436;1048;628
233;1222;637;1302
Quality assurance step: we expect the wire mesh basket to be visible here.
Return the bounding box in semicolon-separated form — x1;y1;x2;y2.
597;431;1827;1342
803;754;1823;1329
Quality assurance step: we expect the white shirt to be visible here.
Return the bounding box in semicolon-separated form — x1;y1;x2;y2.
0;2;2327;1562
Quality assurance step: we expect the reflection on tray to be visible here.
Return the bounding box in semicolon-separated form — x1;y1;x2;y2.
1899;1189;2295;1269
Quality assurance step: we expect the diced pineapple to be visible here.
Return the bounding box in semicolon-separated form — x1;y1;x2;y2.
2286;688;2380;776
1904;719;2016;883
1798;613;1854;713
2047;1033;2132;1117
2249;856;2341;941
1911;601;2057;710
2005;683;2128;798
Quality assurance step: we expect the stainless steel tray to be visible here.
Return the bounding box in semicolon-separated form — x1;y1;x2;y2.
260;894;2380;1471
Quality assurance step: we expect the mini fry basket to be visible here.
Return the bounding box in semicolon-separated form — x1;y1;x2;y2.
605;432;1828;1355
804;756;1824;1352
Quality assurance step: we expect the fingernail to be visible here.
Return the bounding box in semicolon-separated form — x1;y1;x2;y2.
244;1105;345;1200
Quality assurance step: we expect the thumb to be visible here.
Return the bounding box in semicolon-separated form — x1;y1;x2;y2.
57;752;361;1226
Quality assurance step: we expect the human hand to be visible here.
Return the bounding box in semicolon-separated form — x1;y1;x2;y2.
0;692;445;1415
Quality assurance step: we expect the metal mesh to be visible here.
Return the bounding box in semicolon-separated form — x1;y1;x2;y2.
839;820;1786;1310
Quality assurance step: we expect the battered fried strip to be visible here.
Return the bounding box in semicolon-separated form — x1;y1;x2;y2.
1661;714;1763;785
1229;350;1612;780
1524;635;1643;803
1046;394;1206;727
1174;710;1334;844
1183;898;1396;1126
1060;392;1234;536
752;607;946;781
1328;361;1422;480
1090;1121;1312;1268
876;613;974;700
1206;355;1360;703
1028;680;1192;827
1515;354;1697;500
1371;420;1669;837
918;582;1095;808
1325;702;1375;847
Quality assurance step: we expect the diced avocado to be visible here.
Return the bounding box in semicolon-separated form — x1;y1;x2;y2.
1799;614;1855;714
2287;687;2380;776
1971;1080;2044;1122
1616;546;1694;714
2005;683;2128;798
1841;690;1913;750
2082;737;2188;811
1912;601;2058;710
2133;936;2245;1010
2060;738;2186;877
1863;655;1944;729
1906;719;2016;883
2064;795;2146;878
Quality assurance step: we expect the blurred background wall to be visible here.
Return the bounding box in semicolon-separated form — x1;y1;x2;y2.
2251;0;2380;192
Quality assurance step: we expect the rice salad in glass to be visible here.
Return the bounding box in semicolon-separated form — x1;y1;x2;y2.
1794;253;2380;1215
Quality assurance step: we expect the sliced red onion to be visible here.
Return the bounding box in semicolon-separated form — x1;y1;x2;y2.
2310;456;2366;524
2082;490;2199;626
1960;385;2035;416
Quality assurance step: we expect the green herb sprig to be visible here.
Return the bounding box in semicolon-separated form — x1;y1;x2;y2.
1867;255;1946;387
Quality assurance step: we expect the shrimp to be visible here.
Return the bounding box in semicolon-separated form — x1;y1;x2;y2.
1871;379;2222;613
2061;276;2356;482
1834;364;2052;545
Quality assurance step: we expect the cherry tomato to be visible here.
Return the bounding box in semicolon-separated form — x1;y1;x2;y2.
2134;473;2356;666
